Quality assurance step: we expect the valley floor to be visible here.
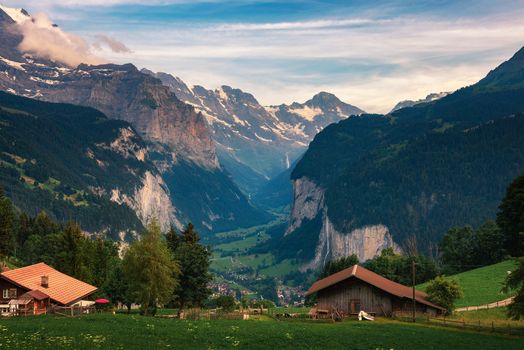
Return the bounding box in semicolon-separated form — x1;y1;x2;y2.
0;314;522;349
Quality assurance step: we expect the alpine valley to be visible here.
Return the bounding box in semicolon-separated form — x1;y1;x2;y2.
1;3;524;302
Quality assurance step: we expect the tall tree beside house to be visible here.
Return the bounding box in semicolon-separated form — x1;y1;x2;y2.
503;258;524;320
0;188;15;259
92;235;119;288
364;248;438;285
58;221;92;283
122;219;180;316
497;172;524;257
319;255;359;279
168;223;213;313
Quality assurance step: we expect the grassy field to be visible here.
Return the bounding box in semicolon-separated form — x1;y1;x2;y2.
0;314;522;350
418;260;518;307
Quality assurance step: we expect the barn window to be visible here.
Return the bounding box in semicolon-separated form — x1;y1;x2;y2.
2;289;7;299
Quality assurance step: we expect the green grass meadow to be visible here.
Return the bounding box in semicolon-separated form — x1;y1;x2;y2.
418;260;518;307
0;314;522;350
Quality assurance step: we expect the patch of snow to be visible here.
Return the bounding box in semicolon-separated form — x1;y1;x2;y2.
217;86;229;101
0;56;26;71
29;76;60;85
289;105;322;121
254;133;272;143
231;114;247;126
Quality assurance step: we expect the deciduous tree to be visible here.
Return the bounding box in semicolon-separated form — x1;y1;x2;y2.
122;219;180;316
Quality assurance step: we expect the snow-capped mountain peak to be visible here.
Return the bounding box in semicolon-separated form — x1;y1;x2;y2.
0;4;30;24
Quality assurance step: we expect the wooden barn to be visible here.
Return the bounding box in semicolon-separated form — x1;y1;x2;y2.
0;263;97;316
306;265;444;317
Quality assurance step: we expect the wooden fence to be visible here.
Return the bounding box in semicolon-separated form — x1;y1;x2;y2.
393;313;524;336
51;305;96;317
455;297;514;312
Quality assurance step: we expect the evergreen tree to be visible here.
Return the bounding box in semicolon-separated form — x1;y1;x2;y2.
170;223;213;313
439;226;475;274
122;219;180;316
503;258;524;320
16;212;32;256
497;172;524;257
92;235;119;288
58;221;91;282
165;225;180;252
103;262;133;312
0;188;15;259
473;220;506;265
364;248;438;285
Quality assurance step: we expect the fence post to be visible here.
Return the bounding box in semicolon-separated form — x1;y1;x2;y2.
462;318;465;327
491;321;494;332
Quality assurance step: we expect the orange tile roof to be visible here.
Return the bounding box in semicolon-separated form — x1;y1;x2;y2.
0;263;97;305
306;264;444;310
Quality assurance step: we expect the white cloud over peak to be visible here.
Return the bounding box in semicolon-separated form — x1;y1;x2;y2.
16;12;105;67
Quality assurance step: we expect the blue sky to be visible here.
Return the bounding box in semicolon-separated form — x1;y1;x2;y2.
4;0;524;112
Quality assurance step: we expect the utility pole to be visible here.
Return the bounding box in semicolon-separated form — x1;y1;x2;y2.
412;260;416;322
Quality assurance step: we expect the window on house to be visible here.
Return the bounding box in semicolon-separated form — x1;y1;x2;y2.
3;289;16;299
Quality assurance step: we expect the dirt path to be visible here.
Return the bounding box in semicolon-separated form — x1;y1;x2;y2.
455;297;514;312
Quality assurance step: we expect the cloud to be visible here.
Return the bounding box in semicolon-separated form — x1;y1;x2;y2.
116;13;524;113
214;19;381;31
92;34;132;53
15;12;104;67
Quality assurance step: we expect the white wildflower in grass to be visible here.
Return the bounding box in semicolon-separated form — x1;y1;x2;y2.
230;326;239;332
285;332;293;340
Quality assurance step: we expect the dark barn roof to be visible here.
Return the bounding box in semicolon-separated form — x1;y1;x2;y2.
306;264;444;310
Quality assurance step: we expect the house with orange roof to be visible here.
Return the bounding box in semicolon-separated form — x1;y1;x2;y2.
306;264;444;318
0;262;97;316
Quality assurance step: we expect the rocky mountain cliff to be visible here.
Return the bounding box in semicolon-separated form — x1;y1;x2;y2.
0;6;269;234
390;92;449;112
0;91;170;240
143;70;364;198
282;47;524;269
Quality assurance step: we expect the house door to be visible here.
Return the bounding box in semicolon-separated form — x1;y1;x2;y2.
349;299;361;314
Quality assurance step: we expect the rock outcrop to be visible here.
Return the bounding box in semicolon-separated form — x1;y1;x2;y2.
287;177;399;270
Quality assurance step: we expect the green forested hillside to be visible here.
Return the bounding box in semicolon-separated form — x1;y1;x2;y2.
288;47;524;255
0;92;149;237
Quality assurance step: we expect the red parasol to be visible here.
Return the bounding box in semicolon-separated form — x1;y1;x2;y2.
95;298;110;304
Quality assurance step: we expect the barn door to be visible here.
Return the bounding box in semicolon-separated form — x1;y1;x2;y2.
349;299;361;314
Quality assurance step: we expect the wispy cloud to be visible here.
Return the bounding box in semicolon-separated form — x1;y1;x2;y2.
92;34;132;53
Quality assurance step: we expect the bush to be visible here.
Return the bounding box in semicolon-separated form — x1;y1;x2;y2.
425;276;463;314
214;295;236;312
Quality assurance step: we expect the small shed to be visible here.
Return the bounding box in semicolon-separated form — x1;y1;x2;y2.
306;265;444;317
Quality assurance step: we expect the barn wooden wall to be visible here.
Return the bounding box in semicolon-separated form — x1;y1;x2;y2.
317;279;393;315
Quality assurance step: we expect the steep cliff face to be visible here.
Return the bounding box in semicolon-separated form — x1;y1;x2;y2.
110;171;180;230
33;64;219;169
286;177;399;270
